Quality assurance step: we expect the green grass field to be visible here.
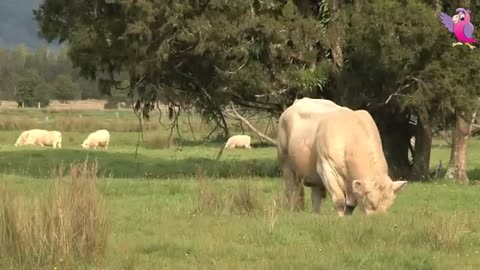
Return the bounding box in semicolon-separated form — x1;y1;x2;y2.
1;109;480;269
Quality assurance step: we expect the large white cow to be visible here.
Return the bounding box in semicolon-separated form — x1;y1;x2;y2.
277;98;407;216
14;129;44;147
81;129;110;150
224;135;252;149
14;129;62;149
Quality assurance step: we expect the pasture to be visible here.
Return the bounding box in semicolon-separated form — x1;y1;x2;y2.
1;108;480;269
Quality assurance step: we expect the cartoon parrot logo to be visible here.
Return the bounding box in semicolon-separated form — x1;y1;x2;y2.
439;8;477;49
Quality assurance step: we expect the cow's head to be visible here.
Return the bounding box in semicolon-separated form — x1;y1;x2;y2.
352;176;407;215
81;140;90;149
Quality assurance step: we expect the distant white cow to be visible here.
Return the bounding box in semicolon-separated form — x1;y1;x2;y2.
14;129;43;147
81;129;110;150
224;135;252;149
14;129;62;149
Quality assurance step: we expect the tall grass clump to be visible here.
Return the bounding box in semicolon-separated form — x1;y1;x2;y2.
142;131;173;149
229;181;261;216
0;116;37;131
192;168;225;215
193;168;264;216
0;160;108;269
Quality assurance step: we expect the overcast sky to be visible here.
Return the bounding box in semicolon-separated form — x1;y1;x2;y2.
0;0;60;49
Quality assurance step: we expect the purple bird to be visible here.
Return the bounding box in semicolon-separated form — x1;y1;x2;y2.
439;8;477;49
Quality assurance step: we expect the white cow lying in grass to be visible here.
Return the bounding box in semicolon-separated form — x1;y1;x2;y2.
14;129;62;149
81;129;110;150
224;135;252;149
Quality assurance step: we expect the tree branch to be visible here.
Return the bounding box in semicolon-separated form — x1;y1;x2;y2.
226;102;278;146
214;51;249;75
254;88;289;98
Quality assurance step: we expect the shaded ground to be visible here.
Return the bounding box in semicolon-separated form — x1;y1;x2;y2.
0;146;279;179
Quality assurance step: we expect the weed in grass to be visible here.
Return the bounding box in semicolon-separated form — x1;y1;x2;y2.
424;213;469;252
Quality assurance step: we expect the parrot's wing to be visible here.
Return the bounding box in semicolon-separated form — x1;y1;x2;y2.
464;22;475;38
439;12;454;32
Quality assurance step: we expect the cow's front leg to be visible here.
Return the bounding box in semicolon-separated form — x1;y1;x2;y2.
331;193;347;217
345;192;357;216
316;161;346;217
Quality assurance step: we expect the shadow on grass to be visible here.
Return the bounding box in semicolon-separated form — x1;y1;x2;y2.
0;148;280;179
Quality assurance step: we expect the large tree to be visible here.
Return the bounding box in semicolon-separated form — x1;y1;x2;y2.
34;0;335;135
33;0;480;188
339;0;452;180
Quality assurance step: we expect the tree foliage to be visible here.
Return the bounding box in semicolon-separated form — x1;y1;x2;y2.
15;69;50;107
33;0;480;180
0;45;104;103
34;0;333;121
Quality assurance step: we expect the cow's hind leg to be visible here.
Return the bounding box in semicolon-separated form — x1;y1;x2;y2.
283;165;305;211
311;183;327;214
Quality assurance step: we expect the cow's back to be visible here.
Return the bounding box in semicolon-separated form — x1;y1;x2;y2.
314;110;388;182
277;98;350;176
25;129;48;145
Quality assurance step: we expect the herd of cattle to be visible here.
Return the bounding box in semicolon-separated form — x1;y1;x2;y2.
14;129;110;150
10;97;408;217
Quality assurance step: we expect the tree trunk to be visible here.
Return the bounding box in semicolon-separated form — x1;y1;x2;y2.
354;0;362;11
411;117;433;181
434;0;442;12
382;127;412;179
329;0;344;70
445;111;472;184
370;107;414;180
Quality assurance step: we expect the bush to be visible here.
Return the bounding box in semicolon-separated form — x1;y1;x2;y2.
14;69;50;108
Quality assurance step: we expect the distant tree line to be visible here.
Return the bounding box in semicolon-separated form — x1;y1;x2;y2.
0;45;121;107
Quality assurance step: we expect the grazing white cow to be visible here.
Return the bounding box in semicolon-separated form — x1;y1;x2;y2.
14;129;44;147
277;97;407;216
81;129;110;150
14;129;62;149
224;135;252;149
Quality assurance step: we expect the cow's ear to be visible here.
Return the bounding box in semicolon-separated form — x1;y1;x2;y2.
352;180;364;194
392;181;408;194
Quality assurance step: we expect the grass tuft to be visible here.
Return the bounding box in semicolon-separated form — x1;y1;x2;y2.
0;160;108;269
229;181;261;215
193;169;225;215
142;131;174;149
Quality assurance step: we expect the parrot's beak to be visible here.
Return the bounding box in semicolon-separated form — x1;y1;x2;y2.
452;15;459;24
